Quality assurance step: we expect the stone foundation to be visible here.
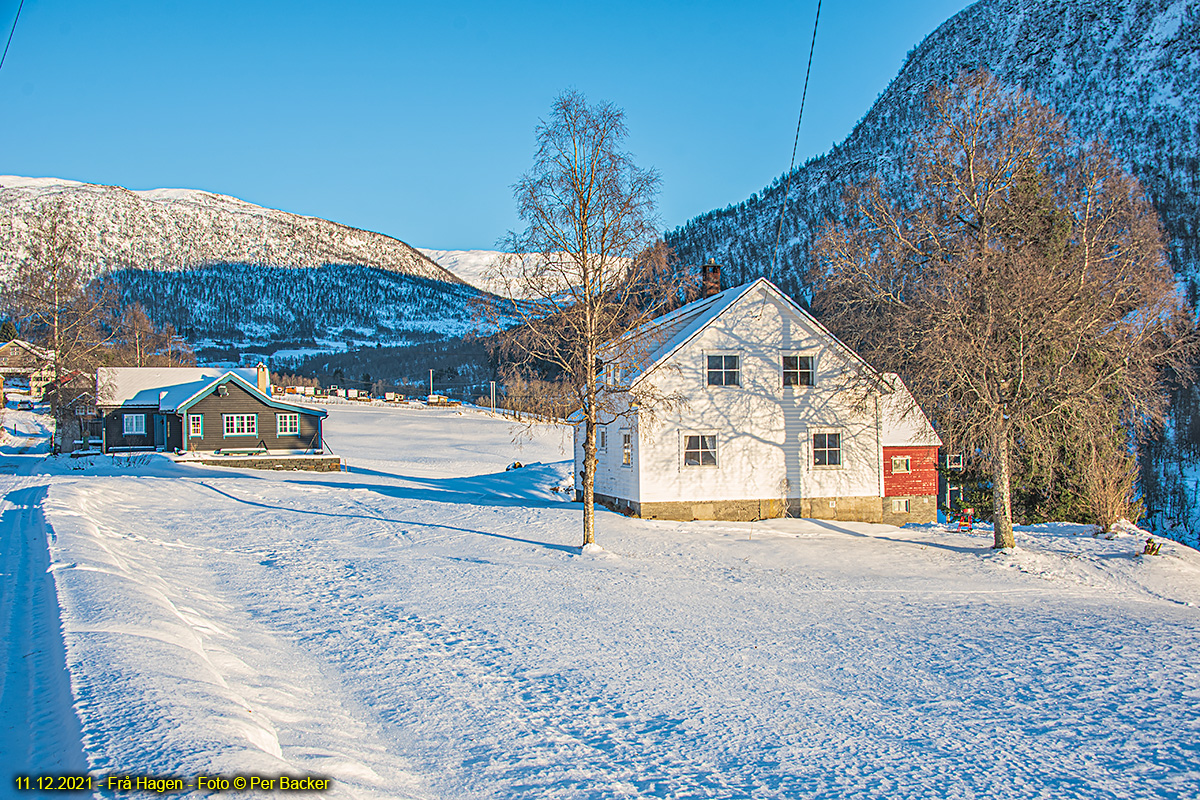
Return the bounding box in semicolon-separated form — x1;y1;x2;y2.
881;494;938;526
184;455;343;472
590;493;938;524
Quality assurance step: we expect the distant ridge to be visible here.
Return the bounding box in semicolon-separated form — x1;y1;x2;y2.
0;176;510;363
0;175;462;283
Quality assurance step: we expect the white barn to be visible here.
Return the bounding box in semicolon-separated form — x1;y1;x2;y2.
573;276;941;524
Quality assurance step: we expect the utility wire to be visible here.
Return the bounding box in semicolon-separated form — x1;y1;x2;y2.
0;0;24;74
771;0;822;274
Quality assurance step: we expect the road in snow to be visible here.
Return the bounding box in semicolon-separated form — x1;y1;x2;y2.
0;402;87;778
4;400;1200;798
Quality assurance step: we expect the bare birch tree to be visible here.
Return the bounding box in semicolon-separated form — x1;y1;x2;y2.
111;302;195;367
809;71;1195;549
4;199;119;380
485;90;692;548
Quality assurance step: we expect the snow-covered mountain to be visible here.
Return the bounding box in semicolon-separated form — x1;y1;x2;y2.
418;248;509;295
0;176;460;282
0;176;509;360
667;0;1200;294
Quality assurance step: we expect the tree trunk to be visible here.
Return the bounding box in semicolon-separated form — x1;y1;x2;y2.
582;416;596;547
992;420;1016;549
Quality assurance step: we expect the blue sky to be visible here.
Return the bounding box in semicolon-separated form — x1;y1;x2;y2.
0;0;973;250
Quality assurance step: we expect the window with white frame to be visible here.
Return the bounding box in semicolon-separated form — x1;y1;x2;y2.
621;429;632;466
683;434;717;467
782;354;815;387
945;453;964;470
892;498;910;513
188;414;203;438
891;456;912;474
706;354;740;386
223;413;257;436
812;431;842;467
122;413;145;435
277;412;300;436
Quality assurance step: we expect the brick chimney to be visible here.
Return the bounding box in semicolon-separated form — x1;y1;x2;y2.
701;260;722;298
256;362;269;396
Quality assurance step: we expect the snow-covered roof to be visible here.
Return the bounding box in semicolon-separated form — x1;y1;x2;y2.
618;278;882;387
0;338;54;366
97;367;258;409
880;374;942;447
175;371;324;417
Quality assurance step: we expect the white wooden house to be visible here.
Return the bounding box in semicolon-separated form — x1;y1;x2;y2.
573;276;941;524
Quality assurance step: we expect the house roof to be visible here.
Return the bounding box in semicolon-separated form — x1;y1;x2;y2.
880;374;942;447
0;339;54;369
98;367;257;408
618;277;883;388
174;371;326;417
97;366;325;417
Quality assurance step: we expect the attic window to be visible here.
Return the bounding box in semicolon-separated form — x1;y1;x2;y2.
707;355;740;386
891;456;912;474
783;355;815;387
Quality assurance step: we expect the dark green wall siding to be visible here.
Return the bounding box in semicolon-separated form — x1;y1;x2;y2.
100;383;322;453
183;383;322;452
101;406;162;451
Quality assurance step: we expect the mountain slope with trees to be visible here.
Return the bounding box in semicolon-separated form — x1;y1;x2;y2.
0;177;502;360
668;0;1199;293
667;0;1200;539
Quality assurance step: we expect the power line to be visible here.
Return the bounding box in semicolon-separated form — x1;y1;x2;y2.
771;0;822;275
0;0;24;75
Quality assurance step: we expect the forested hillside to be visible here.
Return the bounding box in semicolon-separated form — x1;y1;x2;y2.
669;0;1198;292
108;264;500;366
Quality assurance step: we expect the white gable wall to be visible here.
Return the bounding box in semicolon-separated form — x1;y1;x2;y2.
632;283;883;506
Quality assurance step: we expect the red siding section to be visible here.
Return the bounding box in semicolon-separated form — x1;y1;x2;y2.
883;446;939;496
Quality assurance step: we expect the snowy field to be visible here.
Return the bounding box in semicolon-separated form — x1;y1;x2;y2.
3;398;1200;798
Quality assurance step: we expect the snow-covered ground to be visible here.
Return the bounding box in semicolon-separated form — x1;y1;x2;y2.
4;399;1200;798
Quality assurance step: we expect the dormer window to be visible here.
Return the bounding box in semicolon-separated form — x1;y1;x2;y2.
707;354;740;386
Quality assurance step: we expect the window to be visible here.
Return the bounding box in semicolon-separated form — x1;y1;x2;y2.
188;414;203;438
122;413;145;435
812;432;842;467
782;355;815;387
706;354;740;386
223;413;257;436
945;453;964;470
892;498;910;513
891;456;912;474
597;427;607;450
277;413;300;436
683;434;717;467
621;430;632;466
